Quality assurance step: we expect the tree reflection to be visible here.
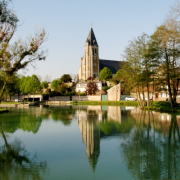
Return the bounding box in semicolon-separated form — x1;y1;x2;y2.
122;110;180;179
77;106;136;172
1;110;43;134
0;122;47;180
51;107;75;125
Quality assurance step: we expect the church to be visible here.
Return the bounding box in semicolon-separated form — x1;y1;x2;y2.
78;28;123;81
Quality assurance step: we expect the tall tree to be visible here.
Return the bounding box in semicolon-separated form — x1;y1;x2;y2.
28;74;42;95
99;67;112;81
60;74;72;83
51;79;62;91
122;33;160;106
0;0;47;103
41;81;48;89
19;76;31;95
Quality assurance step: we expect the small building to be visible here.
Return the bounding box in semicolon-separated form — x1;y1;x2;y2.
107;84;121;101
75;81;102;93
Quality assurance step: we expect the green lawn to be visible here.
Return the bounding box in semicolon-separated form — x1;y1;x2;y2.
1;101;20;104
70;100;138;106
143;101;180;112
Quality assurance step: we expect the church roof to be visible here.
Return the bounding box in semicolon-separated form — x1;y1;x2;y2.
99;59;124;74
86;28;98;47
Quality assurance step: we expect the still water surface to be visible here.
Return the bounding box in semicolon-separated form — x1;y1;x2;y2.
0;105;179;180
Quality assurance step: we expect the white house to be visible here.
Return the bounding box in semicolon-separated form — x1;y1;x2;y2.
75;81;102;93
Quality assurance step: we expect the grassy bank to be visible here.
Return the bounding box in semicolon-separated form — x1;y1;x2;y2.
143;101;180;113
0;109;9;113
1;101;20;104
71;101;138;106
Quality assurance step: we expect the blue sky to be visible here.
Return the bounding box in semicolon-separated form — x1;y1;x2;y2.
11;0;177;81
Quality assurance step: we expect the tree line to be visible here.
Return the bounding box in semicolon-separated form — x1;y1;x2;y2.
115;2;180;108
0;0;47;103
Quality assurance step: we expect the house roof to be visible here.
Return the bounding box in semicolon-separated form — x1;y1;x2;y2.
99;59;124;74
86;28;98;47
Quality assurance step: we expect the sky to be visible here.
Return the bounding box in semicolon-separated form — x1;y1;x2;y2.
10;0;178;81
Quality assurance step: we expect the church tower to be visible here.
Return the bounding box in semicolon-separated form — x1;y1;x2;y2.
78;28;99;81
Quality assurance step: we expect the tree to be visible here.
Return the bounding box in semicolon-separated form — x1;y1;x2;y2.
152;25;180;107
51;79;62;91
85;81;98;95
115;69;134;95
19;76;31;95
28;74;42;95
0;0;47;103
60;74;72;83
99;67;112;81
58;83;70;95
41;81;48;89
121;33;160;107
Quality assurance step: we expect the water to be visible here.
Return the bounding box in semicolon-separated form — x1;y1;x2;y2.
0;105;179;180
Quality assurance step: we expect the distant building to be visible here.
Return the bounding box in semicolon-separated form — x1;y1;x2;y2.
78;28;123;81
75;81;102;93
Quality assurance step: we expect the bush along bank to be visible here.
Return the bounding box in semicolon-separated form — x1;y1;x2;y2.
143;101;180;112
71;101;138;106
0;109;9;113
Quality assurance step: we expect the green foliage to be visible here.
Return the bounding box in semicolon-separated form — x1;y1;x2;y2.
60;74;72;82
19;75;41;95
20;76;31;94
41;81;48;89
28;74;42;94
75;92;86;96
143;101;180;112
51;79;61;91
99;67;112;81
102;86;111;93
49;91;61;97
0;0;47;102
58;84;69;94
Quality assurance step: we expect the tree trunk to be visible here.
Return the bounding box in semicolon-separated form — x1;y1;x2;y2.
0;81;7;104
165;47;174;107
172;39;177;104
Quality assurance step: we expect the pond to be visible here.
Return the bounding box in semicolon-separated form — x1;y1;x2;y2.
0;105;180;180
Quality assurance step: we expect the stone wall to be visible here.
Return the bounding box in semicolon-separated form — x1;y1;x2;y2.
107;84;121;101
49;96;70;101
72;95;101;101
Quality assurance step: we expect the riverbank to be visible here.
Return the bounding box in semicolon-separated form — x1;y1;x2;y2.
71;101;138;106
143;101;180;113
0;109;9;113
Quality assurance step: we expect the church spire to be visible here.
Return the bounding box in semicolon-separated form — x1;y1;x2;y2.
86;28;98;47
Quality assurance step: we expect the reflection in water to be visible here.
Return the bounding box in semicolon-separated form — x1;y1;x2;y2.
2;105;179;179
78;118;100;172
76;106;135;172
0;120;48;180
122;108;180;179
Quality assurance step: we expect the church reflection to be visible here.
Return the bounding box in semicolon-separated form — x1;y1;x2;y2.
76;106;123;172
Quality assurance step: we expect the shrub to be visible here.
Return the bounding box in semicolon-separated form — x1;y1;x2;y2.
102;86;111;93
85;81;98;95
